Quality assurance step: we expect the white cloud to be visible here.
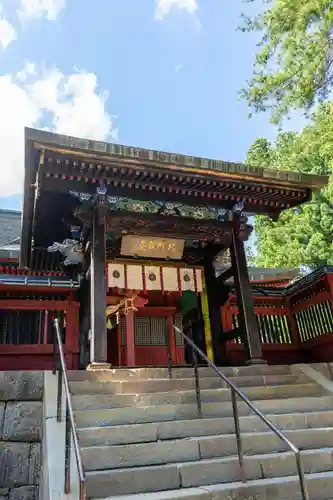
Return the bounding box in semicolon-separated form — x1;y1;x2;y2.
0;5;16;49
0;63;116;197
155;0;198;20
18;0;65;21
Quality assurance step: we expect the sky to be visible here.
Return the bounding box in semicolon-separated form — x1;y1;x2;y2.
0;0;305;211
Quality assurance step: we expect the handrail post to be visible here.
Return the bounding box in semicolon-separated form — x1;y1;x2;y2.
52;313;57;375
296;451;309;500
189;325;202;418
165;317;173;380
192;346;202;417
57;366;63;422
231;391;245;482
65;401;71;493
53;318;87;500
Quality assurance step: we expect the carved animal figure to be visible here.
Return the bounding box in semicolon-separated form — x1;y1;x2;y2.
47;239;84;266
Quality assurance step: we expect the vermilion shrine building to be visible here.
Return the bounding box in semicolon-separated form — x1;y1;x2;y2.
0;127;331;370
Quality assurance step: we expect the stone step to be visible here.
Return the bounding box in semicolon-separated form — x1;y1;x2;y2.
91;469;333;500
72;383;322;411
69;373;310;396
86;447;333;497
68;364;293;383
81;429;333;472
78;411;333;447
74;395;333;428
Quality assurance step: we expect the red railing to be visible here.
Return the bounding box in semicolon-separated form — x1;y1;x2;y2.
222;269;333;365
221;269;333;364
223;301;299;365
290;273;333;362
0;298;79;370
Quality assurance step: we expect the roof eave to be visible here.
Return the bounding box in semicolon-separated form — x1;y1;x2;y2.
25;127;328;191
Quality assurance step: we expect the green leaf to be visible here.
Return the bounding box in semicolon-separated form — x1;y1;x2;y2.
246;101;333;267
240;0;333;121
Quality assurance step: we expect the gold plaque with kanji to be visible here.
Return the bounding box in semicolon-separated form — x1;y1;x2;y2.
121;235;184;259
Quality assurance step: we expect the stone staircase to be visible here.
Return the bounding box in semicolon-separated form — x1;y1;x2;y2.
67;365;333;499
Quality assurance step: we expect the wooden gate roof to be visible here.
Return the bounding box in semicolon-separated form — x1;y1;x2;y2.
20;128;328;266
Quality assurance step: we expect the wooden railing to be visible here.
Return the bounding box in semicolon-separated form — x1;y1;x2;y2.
0;307;65;345
0;298;79;370
231;310;293;345
31;247;64;271
222;268;333;365
290;272;333;362
292;292;333;343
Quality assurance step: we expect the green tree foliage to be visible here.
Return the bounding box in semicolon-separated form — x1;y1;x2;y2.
247;102;333;268
245;245;257;267
240;0;333;122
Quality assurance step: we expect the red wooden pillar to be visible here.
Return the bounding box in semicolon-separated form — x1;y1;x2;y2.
167;314;177;365
117;322;122;366
125;309;136;366
221;301;233;333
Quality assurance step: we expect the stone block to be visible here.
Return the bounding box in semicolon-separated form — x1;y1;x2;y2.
87;464;180;497
306;411;333;428
74;403;200;428
158;418;230;441
0;442;30;488
256;395;333;415
0;373;43;402
8;486;39;500
180;457;262;488
199;435;235;459
3;403;42;442
28;444;41;485
260;450;333;479
72;391;183;411
82;439;200;471
78;422;158;447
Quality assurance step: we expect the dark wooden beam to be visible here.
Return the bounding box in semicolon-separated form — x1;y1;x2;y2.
229;227;265;364
40;176;283;218
88;206;109;369
216;266;233;286
20;142;36;268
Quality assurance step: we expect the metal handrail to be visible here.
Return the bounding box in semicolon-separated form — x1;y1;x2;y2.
53;318;87;500
173;325;309;500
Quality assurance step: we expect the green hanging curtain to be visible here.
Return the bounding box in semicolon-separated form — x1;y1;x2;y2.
179;290;198;317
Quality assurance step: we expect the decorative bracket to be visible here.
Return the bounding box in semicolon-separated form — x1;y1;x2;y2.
94;180;109;221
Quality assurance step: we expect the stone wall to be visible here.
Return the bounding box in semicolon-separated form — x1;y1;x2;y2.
0;372;43;500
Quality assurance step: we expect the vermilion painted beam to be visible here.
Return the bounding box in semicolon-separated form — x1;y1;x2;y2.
136;306;177;317
292;291;331;314
326;275;333;309
167;314;177;365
